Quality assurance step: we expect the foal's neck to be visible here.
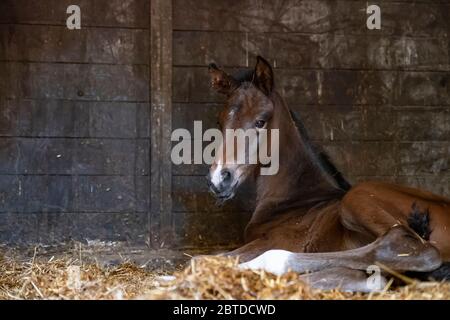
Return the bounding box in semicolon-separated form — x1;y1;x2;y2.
252;94;342;224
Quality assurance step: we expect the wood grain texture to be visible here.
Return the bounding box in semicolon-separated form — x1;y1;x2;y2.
173;67;449;106
173;0;449;37
0;62;149;101
0;99;149;138
0;0;150;28
171;0;449;249
173;31;449;71
0;138;149;175
0;0;152;246
149;0;173;247
0;0;449;249
0;211;148;245
0;175;149;213
0;25;149;64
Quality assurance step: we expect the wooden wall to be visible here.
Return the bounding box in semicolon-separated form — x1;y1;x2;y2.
0;0;449;250
171;0;450;248
0;0;151;245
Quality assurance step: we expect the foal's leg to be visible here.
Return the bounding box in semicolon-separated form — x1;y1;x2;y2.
219;238;271;262
240;225;441;276
300;267;387;293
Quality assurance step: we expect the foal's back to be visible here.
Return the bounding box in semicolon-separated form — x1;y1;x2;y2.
341;181;450;260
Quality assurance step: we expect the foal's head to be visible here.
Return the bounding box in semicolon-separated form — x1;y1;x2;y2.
206;56;289;201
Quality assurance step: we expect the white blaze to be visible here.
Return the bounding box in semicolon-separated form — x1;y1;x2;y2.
210;163;223;187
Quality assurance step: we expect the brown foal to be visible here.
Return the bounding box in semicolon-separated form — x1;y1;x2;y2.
205;56;450;291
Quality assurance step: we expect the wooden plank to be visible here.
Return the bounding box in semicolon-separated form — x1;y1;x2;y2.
324;141;449;178
322;141;398;177
172;210;249;248
291;105;395;142
0;175;149;213
172;67;399;106
75;175;149;213
172;141;450;199
0;25;149;64
0;97;18;136
173;66;226;103
395;72;450;106
0;211;148;245
0;175;76;213
73;139;149;175
172;102;397;143
0;175;25;212
394;107;450;141
397;142;450;176
324;36;448;71
0;99;150;138
173;31;248;67
173;162;209;177
173;31;448;71
173;0;449;37
318;70;395;106
172;103;221;133
0;212;39;244
394;176;450;198
171;103;220;176
172;175;255;213
172;66;319;105
0;62;149;101
172;104;381;145
348;175;450;198
0;0;150;28
31;175;74;212
150;0;173;247
0;137;148;175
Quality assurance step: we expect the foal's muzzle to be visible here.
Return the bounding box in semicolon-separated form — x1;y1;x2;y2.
206;168;235;201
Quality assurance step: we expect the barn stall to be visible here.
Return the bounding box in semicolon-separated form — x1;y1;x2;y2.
0;0;449;300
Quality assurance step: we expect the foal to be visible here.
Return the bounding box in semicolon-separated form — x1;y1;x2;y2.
206;56;450;291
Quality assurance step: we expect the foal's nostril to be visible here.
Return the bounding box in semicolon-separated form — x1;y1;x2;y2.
221;169;232;182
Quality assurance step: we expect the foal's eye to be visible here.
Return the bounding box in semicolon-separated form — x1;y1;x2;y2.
255;120;266;128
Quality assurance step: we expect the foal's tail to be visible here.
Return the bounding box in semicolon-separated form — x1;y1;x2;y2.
407;203;450;281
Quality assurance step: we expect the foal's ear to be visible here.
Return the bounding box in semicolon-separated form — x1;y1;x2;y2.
253;56;274;96
208;63;238;95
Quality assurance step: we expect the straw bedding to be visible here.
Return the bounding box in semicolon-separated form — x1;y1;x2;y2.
0;250;448;300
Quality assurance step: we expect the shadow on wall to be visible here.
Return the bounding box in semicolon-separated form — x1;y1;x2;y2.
172;177;255;250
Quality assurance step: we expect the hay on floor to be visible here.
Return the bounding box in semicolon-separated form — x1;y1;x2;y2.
0;252;449;300
141;256;450;300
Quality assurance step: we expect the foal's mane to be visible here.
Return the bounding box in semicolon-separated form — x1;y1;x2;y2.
288;110;352;192
233;68;352;192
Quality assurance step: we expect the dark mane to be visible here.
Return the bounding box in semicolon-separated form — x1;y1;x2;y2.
289;109;352;192
232;68;254;84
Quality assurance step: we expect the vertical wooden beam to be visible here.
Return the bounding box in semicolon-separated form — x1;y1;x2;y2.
150;0;173;247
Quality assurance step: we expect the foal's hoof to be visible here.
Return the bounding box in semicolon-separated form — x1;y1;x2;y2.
374;225;442;272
